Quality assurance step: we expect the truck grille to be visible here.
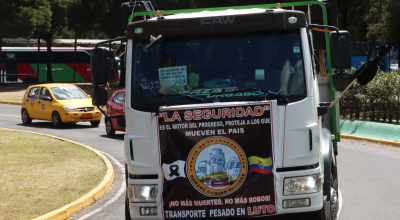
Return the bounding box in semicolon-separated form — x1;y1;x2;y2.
77;107;95;112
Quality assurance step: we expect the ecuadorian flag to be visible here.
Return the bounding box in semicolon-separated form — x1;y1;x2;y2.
248;156;273;174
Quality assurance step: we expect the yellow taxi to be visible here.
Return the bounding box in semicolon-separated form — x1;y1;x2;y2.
21;83;102;127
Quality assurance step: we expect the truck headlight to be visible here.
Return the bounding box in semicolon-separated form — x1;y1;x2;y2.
62;106;76;112
128;185;158;202
284;175;322;195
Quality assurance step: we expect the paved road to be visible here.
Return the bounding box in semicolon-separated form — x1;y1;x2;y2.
2;103;400;220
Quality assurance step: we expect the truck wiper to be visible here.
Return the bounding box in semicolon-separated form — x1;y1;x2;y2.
146;35;163;49
157;92;209;103
236;88;289;105
208;88;289;105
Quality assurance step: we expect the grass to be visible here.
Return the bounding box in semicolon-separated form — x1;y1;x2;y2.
0;82;124;103
0;128;107;220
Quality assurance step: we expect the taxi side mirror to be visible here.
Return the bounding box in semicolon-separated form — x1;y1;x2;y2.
42;96;52;101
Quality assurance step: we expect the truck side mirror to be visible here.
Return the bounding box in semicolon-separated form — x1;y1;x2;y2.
91;48;109;105
330;31;353;92
329;31;351;70
332;71;354;92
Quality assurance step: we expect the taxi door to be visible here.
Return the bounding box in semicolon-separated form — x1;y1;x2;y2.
36;87;53;120
25;86;41;119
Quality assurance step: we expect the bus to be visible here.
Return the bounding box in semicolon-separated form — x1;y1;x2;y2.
0;47;119;83
350;42;390;72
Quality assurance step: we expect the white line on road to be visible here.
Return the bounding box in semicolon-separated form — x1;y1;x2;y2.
0;114;20;118
0;113;106;125
338;188;342;218
77;151;125;220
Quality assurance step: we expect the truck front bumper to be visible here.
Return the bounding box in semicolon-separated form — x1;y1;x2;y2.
127;167;324;219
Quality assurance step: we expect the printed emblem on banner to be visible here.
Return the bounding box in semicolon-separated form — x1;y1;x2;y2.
187;136;247;197
162;160;186;181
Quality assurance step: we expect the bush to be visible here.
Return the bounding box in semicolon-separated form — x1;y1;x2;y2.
340;69;400;123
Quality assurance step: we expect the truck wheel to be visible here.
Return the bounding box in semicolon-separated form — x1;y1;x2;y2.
90;120;101;127
21;109;32;124
52;112;63;128
105;119;116;135
327;173;339;219
125;194;133;220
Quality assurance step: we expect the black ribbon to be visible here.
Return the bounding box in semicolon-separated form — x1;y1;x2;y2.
169;165;180;177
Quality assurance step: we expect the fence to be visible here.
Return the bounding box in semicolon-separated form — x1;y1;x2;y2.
340;70;400;123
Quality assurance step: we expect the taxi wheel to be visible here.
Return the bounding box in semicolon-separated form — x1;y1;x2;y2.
52;112;63;128
21;109;32;124
90;120;101;127
105;119;116;135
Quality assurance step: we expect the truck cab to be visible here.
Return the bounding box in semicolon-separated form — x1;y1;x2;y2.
90;1;365;219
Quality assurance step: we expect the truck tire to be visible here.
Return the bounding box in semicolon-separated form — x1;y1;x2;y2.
125;194;133;220
323;148;338;220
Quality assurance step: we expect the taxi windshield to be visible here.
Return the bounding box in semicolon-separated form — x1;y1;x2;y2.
51;86;88;100
131;30;306;111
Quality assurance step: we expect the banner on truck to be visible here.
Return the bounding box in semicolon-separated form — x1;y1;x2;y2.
157;102;277;219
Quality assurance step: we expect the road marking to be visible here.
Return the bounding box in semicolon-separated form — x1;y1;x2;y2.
0;114;20;118
77;151;125;220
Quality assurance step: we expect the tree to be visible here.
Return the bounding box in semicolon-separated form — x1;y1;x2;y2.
35;0;74;83
0;0;51;38
0;0;51;85
337;0;371;42
366;0;400;51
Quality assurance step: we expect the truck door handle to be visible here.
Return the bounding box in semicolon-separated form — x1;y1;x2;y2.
38;101;41;103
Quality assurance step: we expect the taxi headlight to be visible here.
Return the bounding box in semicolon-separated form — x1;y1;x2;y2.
127;185;157;202
62;106;76;112
284;174;322;195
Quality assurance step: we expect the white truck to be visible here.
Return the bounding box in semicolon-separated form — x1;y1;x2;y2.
90;0;378;219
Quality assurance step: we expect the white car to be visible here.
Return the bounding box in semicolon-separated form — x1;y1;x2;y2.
390;63;398;72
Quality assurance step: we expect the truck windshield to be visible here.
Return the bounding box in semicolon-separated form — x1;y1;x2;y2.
131;30;306;111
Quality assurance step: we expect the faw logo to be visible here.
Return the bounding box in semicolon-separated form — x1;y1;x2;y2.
200;16;235;26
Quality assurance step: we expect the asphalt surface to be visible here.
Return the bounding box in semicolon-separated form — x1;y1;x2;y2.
2;103;400;220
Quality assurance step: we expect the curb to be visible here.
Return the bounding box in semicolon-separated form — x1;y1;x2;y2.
0;127;115;220
340;119;400;143
340;134;400;147
0;101;21;105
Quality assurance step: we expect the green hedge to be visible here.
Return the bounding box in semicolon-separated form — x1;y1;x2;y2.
340;69;400;123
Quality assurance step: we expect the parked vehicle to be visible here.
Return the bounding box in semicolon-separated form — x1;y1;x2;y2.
390;63;398;72
105;90;126;135
21;83;102;127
